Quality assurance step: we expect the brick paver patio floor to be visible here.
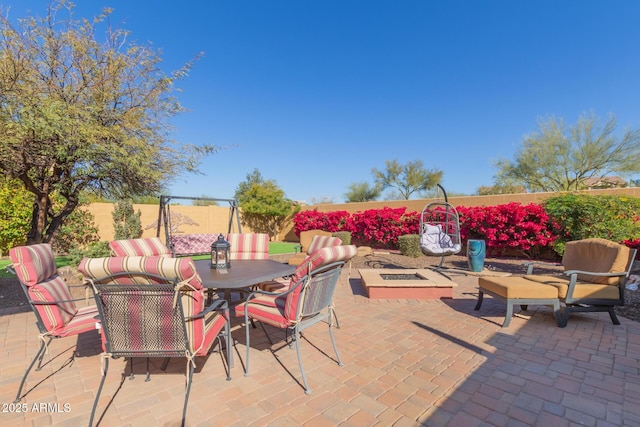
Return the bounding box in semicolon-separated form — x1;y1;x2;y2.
2;268;640;426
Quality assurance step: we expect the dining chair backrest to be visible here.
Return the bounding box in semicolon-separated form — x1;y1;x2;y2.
284;245;357;320
227;233;270;260
10;243;78;334
108;237;172;257
78;256;215;355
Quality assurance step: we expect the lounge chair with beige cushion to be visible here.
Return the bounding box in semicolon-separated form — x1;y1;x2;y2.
476;238;636;327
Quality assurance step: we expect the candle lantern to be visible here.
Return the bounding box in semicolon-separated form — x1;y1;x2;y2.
211;234;231;270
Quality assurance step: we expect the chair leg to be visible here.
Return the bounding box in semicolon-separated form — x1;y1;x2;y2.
14;338;47;403
35;336;52;371
328;319;344;368
558;307;570;328
293;325;311;395
502;302;514;327
181;361;195;427
328;307;343;367
244;312;251;377
145;358;151;382
552;301;562;327
608;307;621;325
224;319;232;380
161;357;171;371
89;357;109;427
129;357;135;380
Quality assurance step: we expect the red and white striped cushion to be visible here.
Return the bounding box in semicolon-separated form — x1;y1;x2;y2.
28;276;78;334
284;245;357;319
78;256;203;291
108;238;172;257
236;245;357;325
227;233;269;260
10;244;81;334
306;236;342;255
10;243;58;287
78;256;221;355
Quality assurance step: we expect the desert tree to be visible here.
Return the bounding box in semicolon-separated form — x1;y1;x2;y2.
344;181;382;203
0;1;220;244
372;159;442;200
235;171;299;240
494;113;640;192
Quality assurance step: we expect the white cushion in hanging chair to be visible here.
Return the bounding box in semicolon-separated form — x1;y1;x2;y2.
420;224;461;255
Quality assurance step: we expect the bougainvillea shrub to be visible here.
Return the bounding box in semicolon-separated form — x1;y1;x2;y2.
456;203;558;257
291;197;638;258
346;207;418;248
292;209;350;235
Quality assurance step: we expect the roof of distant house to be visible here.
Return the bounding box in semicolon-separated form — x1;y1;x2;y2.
582;176;627;188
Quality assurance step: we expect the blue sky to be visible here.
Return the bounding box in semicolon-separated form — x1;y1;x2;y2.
5;1;640;203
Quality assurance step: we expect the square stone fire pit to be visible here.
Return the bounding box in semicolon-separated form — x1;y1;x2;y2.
358;268;457;300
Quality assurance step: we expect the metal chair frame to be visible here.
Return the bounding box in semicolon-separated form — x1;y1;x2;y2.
242;261;345;394
7;264;98;404
88;272;231;427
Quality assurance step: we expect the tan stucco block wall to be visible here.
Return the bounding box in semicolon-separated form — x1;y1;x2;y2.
87;188;640;243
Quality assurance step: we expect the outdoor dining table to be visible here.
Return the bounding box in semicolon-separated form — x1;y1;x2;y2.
194;259;296;304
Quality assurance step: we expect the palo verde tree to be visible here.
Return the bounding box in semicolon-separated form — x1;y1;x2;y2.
0;1;219;245
372;159;443;200
344;181;382;203
494;113;640;192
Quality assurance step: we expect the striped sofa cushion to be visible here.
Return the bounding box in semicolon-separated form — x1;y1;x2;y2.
79;256;218;355
9;244;78;334
109;237;172;257
227;233;269;260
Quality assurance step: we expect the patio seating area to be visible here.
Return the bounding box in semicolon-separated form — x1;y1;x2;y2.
2;262;640;425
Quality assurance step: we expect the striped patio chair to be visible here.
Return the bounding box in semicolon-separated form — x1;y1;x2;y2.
9;244;99;404
108;237;172;257
236;244;357;394
227;233;270;260
78;256;231;427
287;230;337;265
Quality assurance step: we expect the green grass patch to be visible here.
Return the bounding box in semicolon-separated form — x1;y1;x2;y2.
269;242;298;254
0;259;13;278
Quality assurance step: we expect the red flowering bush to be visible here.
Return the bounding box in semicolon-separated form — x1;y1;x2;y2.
292;209;350;236
456;203;557;257
291;200;637;258
346;207;418;248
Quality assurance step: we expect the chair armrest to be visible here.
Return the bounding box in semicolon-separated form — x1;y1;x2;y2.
563;270;627;278
244;277;304;303
187;299;229;320
523;261;562;275
29;297;90;305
